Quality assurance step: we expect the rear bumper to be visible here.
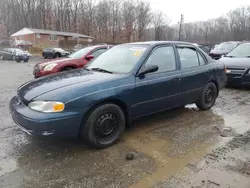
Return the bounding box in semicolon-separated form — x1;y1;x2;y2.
9;96;84;138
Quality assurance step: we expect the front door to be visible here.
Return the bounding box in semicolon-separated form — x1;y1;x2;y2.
176;45;211;104
132;45;182;118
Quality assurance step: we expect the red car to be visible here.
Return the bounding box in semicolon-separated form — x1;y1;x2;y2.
33;45;112;78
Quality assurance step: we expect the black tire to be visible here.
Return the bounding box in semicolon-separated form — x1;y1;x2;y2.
55;53;60;58
81;104;125;149
196;82;218;110
44;56;47;59
16;60;21;63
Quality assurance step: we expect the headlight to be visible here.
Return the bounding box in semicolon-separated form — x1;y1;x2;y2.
43;63;58;71
28;101;65;113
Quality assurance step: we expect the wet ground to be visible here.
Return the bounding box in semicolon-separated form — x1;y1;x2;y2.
0;60;249;188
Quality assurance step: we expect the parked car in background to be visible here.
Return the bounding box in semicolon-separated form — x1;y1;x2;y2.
0;49;13;60
192;43;212;54
73;43;108;52
198;45;212;54
209;41;241;60
42;48;70;59
10;41;226;149
0;48;30;60
73;44;85;52
220;42;250;87
34;45;113;78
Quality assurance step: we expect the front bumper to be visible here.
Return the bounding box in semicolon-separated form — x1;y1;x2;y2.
33;65;58;78
226;74;250;86
9;96;84;138
33;70;57;78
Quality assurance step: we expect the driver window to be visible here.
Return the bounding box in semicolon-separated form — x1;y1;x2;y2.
144;46;176;73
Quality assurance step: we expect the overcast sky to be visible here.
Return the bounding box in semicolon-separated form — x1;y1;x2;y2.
149;0;250;24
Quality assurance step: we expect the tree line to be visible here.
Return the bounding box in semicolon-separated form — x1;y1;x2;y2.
0;0;250;45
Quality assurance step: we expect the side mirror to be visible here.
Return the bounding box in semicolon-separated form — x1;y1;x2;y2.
85;55;94;60
137;65;159;77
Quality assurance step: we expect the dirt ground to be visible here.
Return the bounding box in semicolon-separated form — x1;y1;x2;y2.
0;59;249;188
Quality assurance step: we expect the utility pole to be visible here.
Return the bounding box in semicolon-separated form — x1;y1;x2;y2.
178;14;184;41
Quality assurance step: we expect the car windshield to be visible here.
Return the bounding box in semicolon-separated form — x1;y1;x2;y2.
214;42;238;51
68;46;95;58
54;48;64;52
226;43;250;57
86;45;148;73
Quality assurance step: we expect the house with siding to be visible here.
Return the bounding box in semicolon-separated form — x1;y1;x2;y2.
11;28;94;48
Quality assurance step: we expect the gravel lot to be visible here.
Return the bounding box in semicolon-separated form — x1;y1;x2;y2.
0;59;249;188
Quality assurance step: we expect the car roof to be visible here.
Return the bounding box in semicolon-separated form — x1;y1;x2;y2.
120;41;196;46
89;45;113;48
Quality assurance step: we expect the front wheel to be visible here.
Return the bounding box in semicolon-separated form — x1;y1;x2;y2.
81;104;125;149
196;82;218;110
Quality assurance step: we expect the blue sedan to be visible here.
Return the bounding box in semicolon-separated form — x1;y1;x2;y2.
10;41;227;148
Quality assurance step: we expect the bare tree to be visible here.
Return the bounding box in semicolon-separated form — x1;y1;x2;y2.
122;0;137;42
137;1;151;41
152;11;171;40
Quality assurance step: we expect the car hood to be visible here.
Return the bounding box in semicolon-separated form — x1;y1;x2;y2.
36;58;80;66
219;57;250;68
210;49;230;54
17;69;123;102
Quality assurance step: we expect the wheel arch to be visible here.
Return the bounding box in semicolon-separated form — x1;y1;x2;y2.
82;98;132;129
209;79;219;96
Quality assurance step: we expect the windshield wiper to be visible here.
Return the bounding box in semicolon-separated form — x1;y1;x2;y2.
90;68;113;74
224;55;235;58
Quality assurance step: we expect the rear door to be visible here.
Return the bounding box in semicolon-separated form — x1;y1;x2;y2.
132;45;182;117
176;45;211;104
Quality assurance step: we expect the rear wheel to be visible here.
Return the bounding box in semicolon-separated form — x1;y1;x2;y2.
81;104;125;149
196;82;218;110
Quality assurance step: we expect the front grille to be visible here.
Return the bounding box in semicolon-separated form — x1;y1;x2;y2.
226;67;247;76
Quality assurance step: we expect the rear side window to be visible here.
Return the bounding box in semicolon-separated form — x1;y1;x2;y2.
177;47;206;69
198;53;206;65
144;46;176;73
